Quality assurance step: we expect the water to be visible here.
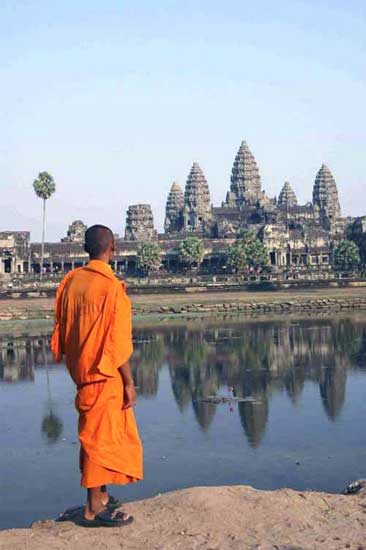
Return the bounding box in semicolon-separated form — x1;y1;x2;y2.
1;313;366;530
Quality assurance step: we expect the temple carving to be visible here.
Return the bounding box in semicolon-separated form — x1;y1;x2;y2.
0;140;364;276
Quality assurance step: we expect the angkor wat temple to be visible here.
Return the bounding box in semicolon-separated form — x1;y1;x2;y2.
1;141;365;276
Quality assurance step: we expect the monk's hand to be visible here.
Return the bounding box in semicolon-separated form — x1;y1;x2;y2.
123;383;137;409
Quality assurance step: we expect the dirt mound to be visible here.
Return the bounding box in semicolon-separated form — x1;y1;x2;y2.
1;485;366;550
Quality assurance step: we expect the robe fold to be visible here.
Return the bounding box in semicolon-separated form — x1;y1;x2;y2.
51;259;143;488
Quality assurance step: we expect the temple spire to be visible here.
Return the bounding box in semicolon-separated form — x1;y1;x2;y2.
313;164;341;221
183;162;212;233
226;140;262;207
278;181;298;209
164;181;184;234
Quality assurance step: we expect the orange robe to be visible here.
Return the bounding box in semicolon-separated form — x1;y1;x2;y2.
51;259;143;488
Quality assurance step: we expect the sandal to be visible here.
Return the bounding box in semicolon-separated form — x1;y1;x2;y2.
107;495;123;510
56;495;121;522
79;509;133;528
56;505;84;522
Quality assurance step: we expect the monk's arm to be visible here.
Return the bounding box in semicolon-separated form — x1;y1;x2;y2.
118;361;137;409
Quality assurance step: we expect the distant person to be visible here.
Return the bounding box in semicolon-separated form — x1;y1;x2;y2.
51;225;143;527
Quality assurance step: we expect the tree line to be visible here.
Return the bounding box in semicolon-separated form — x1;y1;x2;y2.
136;232;363;275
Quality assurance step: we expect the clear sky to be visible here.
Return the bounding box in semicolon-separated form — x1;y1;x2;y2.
1;0;365;241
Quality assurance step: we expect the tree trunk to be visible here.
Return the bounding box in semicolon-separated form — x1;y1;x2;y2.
40;198;46;280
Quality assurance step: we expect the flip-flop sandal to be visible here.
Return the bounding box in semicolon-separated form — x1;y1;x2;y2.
56;505;85;522
107;495;123;510
79;509;133;528
56;496;121;522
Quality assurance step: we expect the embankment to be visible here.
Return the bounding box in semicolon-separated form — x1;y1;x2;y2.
1;287;366;322
0;485;365;550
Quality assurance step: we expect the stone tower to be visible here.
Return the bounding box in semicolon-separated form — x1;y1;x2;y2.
226;141;262;207
61;220;87;243
164;181;184;234
124;204;157;241
278;182;298;209
183;162;212;233
312;164;341;223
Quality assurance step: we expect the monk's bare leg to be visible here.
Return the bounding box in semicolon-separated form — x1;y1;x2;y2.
84;487;106;519
101;485;109;506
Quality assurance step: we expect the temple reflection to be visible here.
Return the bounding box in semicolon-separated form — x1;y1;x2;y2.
0;335;53;383
1;314;366;448
238;398;269;449
131;331;165;397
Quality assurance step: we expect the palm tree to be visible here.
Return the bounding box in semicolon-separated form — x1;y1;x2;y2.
33;172;56;278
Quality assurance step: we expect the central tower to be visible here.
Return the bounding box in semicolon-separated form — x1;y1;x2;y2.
226;141;262;207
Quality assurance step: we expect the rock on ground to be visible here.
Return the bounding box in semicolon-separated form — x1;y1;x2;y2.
1;485;366;550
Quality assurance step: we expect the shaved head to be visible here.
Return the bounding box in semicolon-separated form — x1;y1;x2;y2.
84;225;114;259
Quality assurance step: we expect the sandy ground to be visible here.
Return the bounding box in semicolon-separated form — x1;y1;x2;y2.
1;485;366;550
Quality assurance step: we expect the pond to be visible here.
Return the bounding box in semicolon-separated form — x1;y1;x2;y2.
1;313;366;530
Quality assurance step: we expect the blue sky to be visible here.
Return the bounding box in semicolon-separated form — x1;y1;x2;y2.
1;0;365;241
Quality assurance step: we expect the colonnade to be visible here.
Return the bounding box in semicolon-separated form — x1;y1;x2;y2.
0;248;332;277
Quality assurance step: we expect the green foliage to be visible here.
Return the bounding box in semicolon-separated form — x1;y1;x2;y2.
33;171;56;200
227;230;269;272
178;237;205;267
237;228;258;243
334;240;361;269
137;242;162;273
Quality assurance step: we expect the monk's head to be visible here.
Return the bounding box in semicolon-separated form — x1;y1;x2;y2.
84;225;115;262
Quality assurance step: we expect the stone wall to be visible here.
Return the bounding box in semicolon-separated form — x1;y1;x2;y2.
1;293;366;322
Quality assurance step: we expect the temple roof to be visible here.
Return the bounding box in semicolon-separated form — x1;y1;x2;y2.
286;204;313;214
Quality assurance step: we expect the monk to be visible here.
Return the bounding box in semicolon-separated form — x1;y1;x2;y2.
51;225;143;527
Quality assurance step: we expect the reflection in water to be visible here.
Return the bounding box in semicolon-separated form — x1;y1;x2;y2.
0;336;54;383
131;332;165;396
41;340;63;444
319;356;347;421
2;314;366;448
41;412;64;443
0;336;64;443
239;399;268;449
